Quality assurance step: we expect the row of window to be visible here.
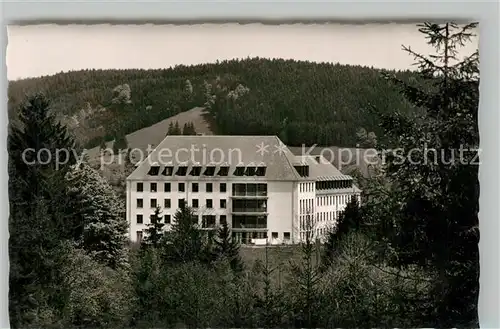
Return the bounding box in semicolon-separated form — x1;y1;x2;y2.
147;165;267;177
136;182;227;193
299;198;314;214
232;231;291;244
299;182;315;193
136;213;228;226
137;198;227;210
316;180;352;190
299;228;328;241
299;212;337;231
317;194;352;207
137;229;291;244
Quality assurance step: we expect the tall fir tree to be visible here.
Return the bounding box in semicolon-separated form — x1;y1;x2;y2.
182;122;189;135
213;221;243;273
173;121;182;135
290;213;322;328
190;122;197;135
143;206;165;248
65;162;129;269
113;134;128;155
320;196;362;272
368;22;479;326
163;204;206;264
8;93;87;327
167;121;175;135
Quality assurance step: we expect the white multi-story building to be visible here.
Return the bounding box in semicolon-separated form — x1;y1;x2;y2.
126;135;361;244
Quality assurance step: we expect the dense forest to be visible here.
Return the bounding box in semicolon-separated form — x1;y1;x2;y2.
8;57;420;149
8;23;479;329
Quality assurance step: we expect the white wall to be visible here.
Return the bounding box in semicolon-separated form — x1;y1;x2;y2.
128;179;231;242
127;179;361;244
266;181;295;243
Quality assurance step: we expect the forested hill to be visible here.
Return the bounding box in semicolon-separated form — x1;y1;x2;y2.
8;57;420;149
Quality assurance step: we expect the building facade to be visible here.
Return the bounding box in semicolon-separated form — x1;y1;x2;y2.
126;135;361;244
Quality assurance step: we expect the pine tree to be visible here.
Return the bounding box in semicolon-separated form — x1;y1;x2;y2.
113;134;127;155
167;122;175;135
65;162;129;269
190;122;197;135
8;93;87;327
320;196;362;272
369;22;479;326
163;204;205;264
8;93;87;242
173;121;182;135
213;221;243;273
182;122;189;135
143;206;165;248
290;212;321;328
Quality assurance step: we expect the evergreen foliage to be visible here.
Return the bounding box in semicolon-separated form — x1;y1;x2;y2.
142;206;165;248
7;23;480;329
182;121;197;135
320;196;363;272
8;58;421;148
162;204;210;264
213;221;244;273
65;162;129;269
365;22;479;326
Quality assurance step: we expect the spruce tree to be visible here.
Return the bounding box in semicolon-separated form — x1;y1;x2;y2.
163;204;205;263
167;122;175;135
213;221;243;273
113;134;127;155
173;121;182;135
290;213;321;328
8;93;86;327
143;206;165;248
369;22;479;326
182;122;189;135
320;197;362;272
65;162;128;269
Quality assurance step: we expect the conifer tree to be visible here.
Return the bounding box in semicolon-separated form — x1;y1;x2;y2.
213;221;243;273
65;162;128;269
320;196;362;272
182;122;189;135
173;121;182;135
113;134;127;155
290;212;321;328
143;206;165;248
369;22;479;326
8;93;87;326
167;122;175;135
163;204;205;264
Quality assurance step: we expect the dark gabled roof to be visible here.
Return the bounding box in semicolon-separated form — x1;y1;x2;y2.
127;135;301;181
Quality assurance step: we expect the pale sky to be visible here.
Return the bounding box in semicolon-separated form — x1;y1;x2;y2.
6;23;479;81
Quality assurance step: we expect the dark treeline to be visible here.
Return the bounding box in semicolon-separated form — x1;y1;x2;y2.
8;23;479;328
9;57;420;149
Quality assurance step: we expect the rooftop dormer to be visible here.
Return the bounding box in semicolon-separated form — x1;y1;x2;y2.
176;165;188;176
147;163;160;176
204;166;216;176
294;165;309;177
190;166;202;176
256;165;267;176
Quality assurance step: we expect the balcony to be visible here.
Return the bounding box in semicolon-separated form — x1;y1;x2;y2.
230;193;268;200
232;215;267;229
232;183;268;198
231;208;268;215
231;199;267;215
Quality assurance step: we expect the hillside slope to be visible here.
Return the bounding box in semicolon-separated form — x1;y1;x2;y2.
8;58;421;149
